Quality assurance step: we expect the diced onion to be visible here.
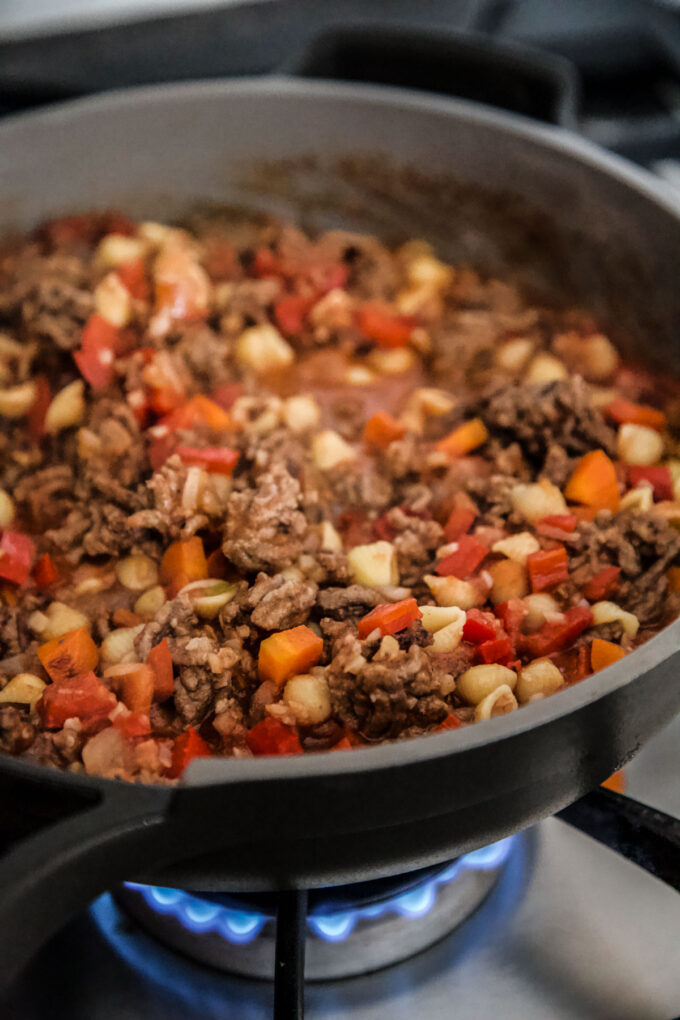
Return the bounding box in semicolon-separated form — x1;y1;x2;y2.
0;673;46;708
283;673;331;725
591;601;639;638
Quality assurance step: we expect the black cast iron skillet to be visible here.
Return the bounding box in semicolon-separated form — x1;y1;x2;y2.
0;28;680;995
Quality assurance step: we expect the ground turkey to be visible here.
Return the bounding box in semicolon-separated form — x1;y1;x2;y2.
222;462;309;572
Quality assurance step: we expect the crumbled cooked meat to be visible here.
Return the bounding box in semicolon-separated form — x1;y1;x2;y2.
317;585;383;620
571;512;680;624
0;207;678;781
0;705;35;754
223;463;309;572
480;377;617;467
247;573;317;630
325;627;455;738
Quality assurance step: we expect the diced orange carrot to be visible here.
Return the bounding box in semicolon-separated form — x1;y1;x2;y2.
436;418;489;457
590;637;626;672
160;537;208;596
162;394;232;432
667;566;680;592
601;769;626;793
565;450;620;513
363;411;406;449
258;625;324;685
604;397;666;432
116;663;156;712
147;638;175;702
37;626;99;682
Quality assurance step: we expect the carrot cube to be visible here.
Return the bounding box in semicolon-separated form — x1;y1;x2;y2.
590;637;626;672
160;536;208;596
436;418;489;457
38;626;99;682
258;625;324;685
565;449;620;513
363;411;406;449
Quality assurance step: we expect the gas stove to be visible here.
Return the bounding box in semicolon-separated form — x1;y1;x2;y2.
3;718;679;1018
1;1;680;1017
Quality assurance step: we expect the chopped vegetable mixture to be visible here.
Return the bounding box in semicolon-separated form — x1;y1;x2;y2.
0;209;678;781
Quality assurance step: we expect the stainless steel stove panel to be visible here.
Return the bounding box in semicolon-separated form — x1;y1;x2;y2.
5;716;680;1019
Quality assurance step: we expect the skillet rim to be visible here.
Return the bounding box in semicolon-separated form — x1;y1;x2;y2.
0;75;678;794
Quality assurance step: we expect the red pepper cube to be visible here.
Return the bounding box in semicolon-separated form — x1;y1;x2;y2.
435;535;488;578
166;727;212;778
356;303;415;349
582;565;621;602
520;606;593;658
462;608;498;644
476;636;514;664
443;506;475;542
74;314;120;389
436;714;464;732
357;598;422;639
494;599;527;646
246;717;303;756
175;446;239;476
33;553;59;589
527;546;569;592
37;671;117;731
274;294;314;336
628;466;673;502
0;531;35;586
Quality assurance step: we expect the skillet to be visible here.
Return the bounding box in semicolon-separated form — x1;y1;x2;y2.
1;43;680;993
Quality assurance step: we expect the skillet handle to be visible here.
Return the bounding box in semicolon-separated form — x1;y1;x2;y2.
0;777;171;993
286;25;578;128
557;788;680;892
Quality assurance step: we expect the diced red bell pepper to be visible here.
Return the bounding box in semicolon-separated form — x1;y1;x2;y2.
604;397;666;432
582;565;621;602
32;553;59;589
436;535;488;578
28;375;51;440
357;598;422;639
246;717;303;756
113;710;152;740
527;546;569;593
274;294;314;336
251;248;284;279
477;636;514;664
166;727;212;778
628;465;673;502
372;513;397;542
462;608;498;644
494;599;528;645
37;671;117;731
175;446;239;476
148;429;177;472
552;643;592;685
117;259;149;301
0;531;35;586
356;303;416;348
437;714;464;732
211;383;244;411
536;514;577;541
37;212;135;249
74;314;120;389
519;606;593;658
146;638;175;702
443;506;475;542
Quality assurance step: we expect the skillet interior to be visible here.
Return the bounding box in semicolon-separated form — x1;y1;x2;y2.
0;79;679;890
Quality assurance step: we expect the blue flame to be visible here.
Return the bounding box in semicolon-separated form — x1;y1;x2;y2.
124;836;516;946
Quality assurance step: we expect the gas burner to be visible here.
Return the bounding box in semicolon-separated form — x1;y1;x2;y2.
116;837;517;980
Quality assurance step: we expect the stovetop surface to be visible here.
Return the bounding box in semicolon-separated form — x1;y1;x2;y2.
4;716;680;1020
